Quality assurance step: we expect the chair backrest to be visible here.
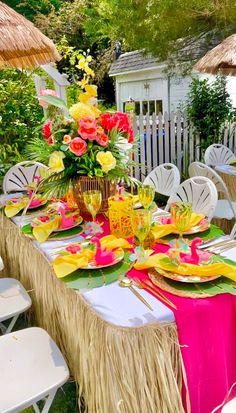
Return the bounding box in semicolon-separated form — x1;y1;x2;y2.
189;162;236;220
166;176;218;221
204;144;236;167
3;161;47;193
143;163;180;196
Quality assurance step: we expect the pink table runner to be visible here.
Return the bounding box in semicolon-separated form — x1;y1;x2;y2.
99;218;236;412
128;244;236;413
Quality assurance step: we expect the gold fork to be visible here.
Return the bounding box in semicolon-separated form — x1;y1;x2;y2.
133;277;177;310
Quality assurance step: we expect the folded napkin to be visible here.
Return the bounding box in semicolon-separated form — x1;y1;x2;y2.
152;213;205;239
53;235;132;278
134;252;236;281
32;215;61;243
5;198;29;218
53;252;93;278
99;235;133;251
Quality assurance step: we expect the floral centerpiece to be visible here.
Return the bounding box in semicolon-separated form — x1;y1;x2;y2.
26;53;135;212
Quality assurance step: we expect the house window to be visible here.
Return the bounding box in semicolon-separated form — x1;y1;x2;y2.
156;100;163;113
122;99;163;114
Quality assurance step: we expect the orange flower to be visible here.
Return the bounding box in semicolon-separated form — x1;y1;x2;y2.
97;133;109;147
69;137;87;156
63;134;71;144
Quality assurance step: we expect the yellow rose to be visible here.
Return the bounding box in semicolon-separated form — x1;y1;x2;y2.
96;151;116;173
48;151;65;173
69;102;96;121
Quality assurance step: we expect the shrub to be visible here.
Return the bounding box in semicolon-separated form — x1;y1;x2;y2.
186;76;233;154
0;69;43;183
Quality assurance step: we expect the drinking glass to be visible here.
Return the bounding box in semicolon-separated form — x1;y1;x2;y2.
83;190;102;222
132;209;152;249
138;184;155;210
170;202;192;241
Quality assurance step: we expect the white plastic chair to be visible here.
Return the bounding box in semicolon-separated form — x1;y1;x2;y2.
189;162;236;221
204;144;236;167
0;327;69;413
0;278;32;334
3;161;47;193
143;163;180;196
166;176;218;221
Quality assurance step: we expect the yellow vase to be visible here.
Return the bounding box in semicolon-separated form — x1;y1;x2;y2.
108;195;134;238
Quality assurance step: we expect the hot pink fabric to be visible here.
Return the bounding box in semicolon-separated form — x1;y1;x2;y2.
98;217;236;413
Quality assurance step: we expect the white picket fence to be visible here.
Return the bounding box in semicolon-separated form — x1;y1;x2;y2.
131;111;236;181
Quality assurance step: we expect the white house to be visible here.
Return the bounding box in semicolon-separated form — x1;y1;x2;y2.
109;50;236;114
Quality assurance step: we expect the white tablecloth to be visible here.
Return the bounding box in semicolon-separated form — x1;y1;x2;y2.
2;193;236;328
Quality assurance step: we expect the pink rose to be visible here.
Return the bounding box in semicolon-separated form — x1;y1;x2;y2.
69;137;87;156
78;116;97;140
97;133;109;147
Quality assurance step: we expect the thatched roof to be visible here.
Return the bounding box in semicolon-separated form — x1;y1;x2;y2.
0;1;61;69
194;34;236;76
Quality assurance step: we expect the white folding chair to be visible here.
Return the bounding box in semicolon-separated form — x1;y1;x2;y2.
189;162;236;221
166;176;218;221
143;163;180;196
204;144;236;167
0;327;69;413
0;278;32;334
3;161;47;193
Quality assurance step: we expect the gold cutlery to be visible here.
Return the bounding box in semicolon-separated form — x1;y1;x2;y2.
133;277;177;310
119;278;153;311
200;238;233;250
206;241;236;254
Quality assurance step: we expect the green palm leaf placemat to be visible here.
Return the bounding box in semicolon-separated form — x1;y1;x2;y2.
61;251;132;289
149;255;236;298
21;223;83;240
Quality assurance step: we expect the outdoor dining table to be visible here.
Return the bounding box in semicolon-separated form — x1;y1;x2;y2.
1;203;236;413
215;164;236;201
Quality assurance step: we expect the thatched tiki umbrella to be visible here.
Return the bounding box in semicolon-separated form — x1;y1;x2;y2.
194;34;236;76
0;1;60;68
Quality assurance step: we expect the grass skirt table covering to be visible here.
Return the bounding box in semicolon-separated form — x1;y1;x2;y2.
0;213;184;413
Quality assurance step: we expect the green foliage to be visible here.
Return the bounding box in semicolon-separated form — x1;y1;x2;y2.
0;69;43;181
4;0;62;21
186;76;233;153
90;0;236;60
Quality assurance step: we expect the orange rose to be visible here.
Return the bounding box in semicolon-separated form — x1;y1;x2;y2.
69;137;87;156
97;133;109;147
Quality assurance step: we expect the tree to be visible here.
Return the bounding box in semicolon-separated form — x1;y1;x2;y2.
3;0;61;21
86;0;236;60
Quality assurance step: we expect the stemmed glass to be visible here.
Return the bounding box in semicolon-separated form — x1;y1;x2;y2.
132;209;152;250
83;190;102;222
170;202;192;248
138;184;155;210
